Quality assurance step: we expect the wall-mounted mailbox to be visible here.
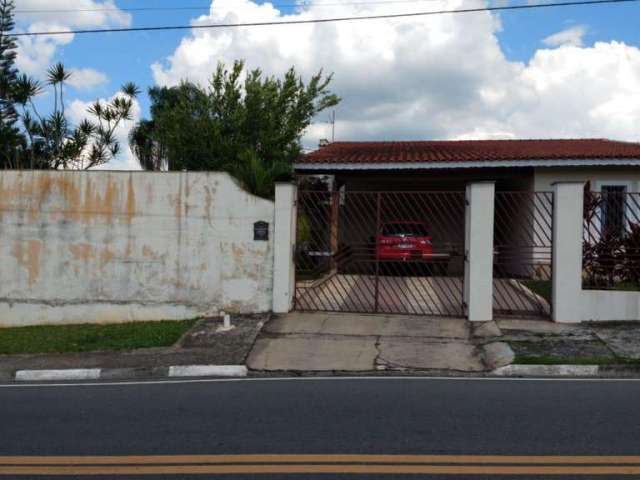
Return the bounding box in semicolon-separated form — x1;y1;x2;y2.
254;221;269;241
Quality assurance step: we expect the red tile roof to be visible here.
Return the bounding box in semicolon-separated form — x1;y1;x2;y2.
297;139;640;166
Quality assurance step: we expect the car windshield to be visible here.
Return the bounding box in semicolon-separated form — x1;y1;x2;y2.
382;223;429;236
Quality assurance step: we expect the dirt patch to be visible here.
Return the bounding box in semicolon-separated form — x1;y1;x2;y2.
177;315;267;364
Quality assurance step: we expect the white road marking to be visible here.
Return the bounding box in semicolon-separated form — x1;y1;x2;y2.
1;375;639;388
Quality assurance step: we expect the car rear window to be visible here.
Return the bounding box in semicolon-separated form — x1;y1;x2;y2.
382;223;429;236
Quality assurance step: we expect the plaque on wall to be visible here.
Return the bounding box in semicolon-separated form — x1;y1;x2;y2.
254;221;269;241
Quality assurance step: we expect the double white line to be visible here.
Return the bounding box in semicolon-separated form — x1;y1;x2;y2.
2;454;640;475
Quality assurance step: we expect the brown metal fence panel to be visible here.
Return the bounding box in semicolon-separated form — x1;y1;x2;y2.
493;191;553;318
583;190;640;290
295;190;466;316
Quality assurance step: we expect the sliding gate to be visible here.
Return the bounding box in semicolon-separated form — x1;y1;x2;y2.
294;190;466;316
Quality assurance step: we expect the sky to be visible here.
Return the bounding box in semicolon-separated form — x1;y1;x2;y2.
12;0;640;169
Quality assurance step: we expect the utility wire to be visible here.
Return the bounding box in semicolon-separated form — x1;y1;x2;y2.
12;0;638;37
14;0;467;14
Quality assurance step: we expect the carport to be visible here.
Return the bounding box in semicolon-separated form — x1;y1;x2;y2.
294;140;555;319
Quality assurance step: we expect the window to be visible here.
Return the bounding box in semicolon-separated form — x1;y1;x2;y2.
601;185;626;236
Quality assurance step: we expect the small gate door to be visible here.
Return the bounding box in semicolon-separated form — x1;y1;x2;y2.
294;190;466;316
493;191;554;318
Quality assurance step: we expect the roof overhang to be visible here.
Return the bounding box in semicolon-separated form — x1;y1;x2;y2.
294;158;640;171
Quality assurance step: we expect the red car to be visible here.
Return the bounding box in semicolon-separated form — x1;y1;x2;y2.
376;221;434;261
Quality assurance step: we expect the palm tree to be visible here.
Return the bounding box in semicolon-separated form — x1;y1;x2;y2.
225;149;292;198
13;73;42;168
46;62;70;116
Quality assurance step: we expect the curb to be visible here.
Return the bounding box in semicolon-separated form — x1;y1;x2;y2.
10;364;640;382
493;364;600;377
13;365;247;382
168;365;248;378
15;369;102;382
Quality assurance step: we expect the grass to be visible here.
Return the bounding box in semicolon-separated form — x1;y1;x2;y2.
515;353;640;366
0;319;198;355
521;279;552;303
514;355;618;365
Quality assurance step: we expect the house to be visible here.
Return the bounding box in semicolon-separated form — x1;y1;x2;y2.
291;139;640;320
294;139;640;193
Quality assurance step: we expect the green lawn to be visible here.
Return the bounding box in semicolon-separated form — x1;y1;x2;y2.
522;279;552;303
0;319;198;355
514;355;618;365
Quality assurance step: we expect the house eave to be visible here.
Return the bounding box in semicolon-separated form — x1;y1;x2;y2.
294;158;640;171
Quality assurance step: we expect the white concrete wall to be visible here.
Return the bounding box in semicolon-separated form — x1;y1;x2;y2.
552;180;640;322
0;170;275;326
580;290;640;322
534;167;640;192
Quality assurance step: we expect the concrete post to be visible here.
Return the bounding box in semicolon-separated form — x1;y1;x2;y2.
272;182;297;314
552;182;584;323
464;182;495;322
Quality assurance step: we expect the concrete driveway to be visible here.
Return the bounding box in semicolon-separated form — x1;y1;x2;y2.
295;274;464;316
247;312;511;373
295;274;550;318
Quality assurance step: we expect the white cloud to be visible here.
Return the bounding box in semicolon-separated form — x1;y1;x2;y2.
67;68;109;90
67;92;142;171
542;25;587;47
15;22;74;76
149;0;640;150
14;0;131;77
15;0;131;29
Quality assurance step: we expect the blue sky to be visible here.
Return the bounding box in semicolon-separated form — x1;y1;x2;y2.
12;0;640;168
496;1;640;61
17;0;640;115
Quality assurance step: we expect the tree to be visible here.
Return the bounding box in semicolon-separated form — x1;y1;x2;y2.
0;1;138;170
0;0;22;168
129;60;340;197
15;69;140;170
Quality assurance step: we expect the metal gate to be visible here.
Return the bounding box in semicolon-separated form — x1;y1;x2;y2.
493;191;553;318
294;190;466;316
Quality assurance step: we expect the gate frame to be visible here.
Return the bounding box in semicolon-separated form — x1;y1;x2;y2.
289;186;495;319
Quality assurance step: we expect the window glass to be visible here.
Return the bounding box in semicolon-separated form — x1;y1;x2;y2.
602;185;626;236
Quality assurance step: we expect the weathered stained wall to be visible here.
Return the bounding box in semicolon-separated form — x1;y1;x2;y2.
0;171;275;326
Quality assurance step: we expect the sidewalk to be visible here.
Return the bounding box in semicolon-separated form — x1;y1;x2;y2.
3;312;640;381
247;312;510;373
0;315;266;382
248;312;640;376
495;318;640;376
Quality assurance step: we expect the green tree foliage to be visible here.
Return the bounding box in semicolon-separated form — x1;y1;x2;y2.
129;60;340;197
15;65;139;170
0;1;139;170
0;0;21;167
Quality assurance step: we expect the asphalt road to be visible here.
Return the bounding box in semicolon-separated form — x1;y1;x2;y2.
1;376;640;478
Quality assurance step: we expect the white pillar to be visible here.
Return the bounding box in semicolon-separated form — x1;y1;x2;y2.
552;182;584;323
272;182;297;314
464;182;495;322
